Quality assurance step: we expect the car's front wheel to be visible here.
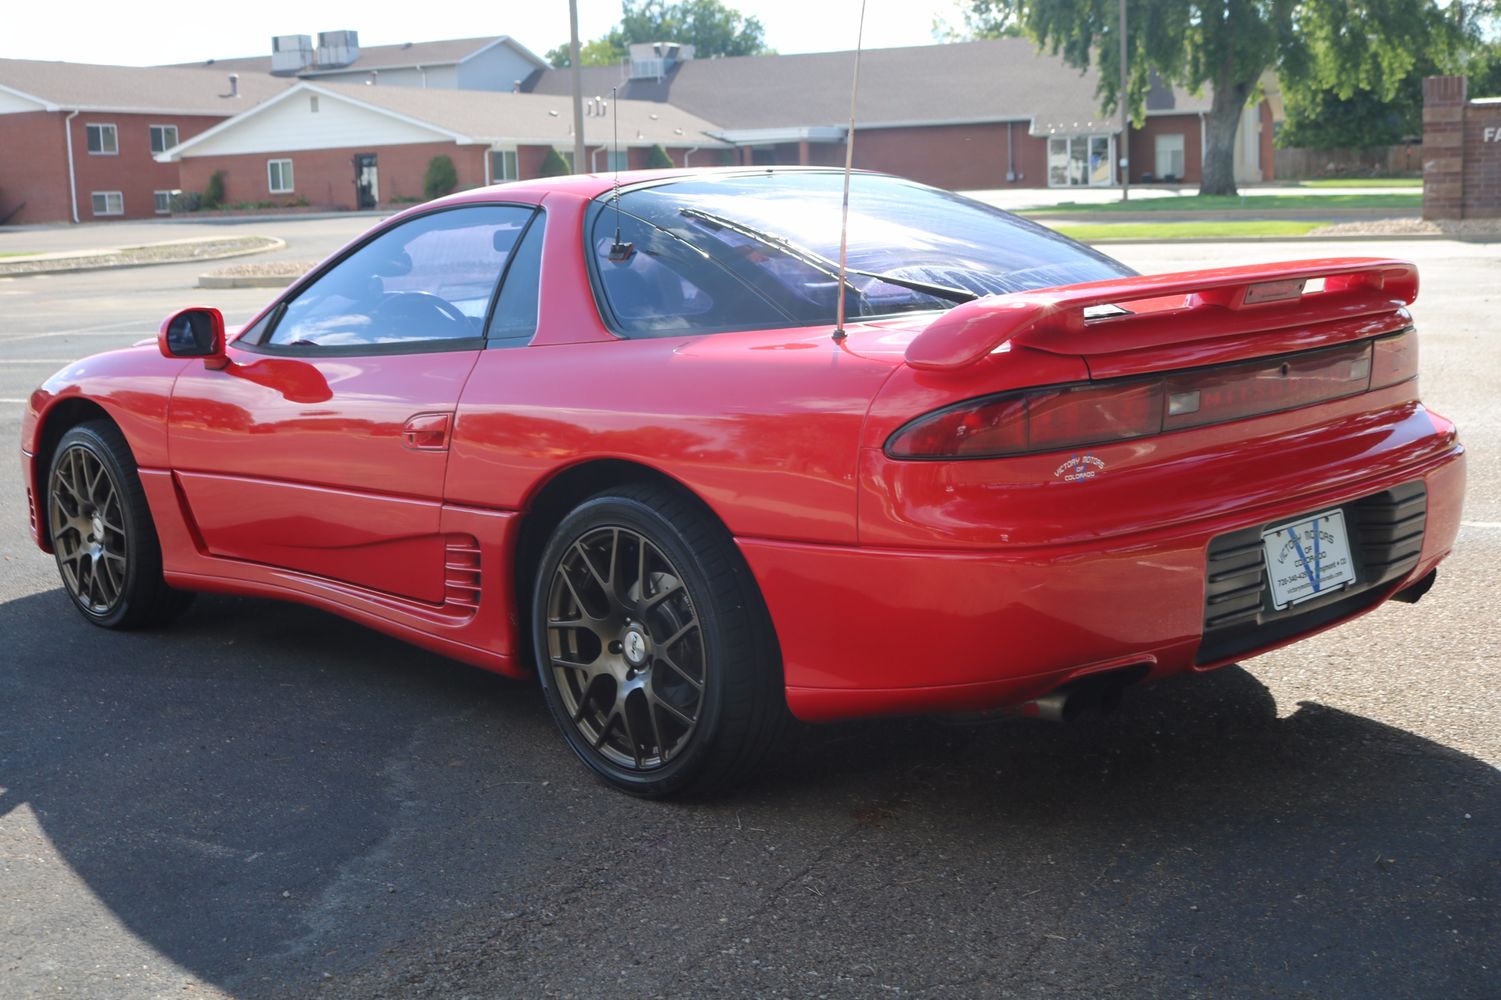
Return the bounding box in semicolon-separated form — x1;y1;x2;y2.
46;421;194;629
532;484;784;797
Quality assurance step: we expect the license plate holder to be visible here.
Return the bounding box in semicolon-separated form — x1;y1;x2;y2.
1261;509;1358;611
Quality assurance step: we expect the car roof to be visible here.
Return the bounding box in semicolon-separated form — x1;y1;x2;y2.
438;165;874;205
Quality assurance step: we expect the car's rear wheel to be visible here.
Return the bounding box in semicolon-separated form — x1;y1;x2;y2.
47;421;194;629
532;484;784;797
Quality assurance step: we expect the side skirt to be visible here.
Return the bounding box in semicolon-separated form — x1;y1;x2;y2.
138;468;529;679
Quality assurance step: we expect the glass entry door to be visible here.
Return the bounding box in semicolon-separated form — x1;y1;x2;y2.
1047;136;1117;187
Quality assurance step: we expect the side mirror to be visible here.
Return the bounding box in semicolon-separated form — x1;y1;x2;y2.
159;307;229;370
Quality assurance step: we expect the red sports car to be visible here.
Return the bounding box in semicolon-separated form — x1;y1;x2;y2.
19;169;1465;796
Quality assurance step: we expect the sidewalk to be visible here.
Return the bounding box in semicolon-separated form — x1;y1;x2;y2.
962;183;1420;212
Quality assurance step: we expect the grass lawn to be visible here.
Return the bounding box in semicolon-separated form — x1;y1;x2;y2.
1024;192;1422;214
1297;177;1423;188
0;251;38;258
1053;220;1327;241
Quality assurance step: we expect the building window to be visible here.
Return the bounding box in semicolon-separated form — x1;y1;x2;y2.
154;190;178;214
607;150;629;172
149;124;179;153
91;191;124;216
85;123;117;155
1155;133;1186;181
268;159;294;194
309;95;319;113
491;149;519;182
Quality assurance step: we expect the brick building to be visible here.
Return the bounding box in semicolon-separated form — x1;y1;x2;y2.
523;38;1279;191
1422;76;1501;220
0;60;288;224
2;34;1282;224
159;82;729;212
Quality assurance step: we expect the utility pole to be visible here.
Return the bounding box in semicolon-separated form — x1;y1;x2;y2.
569;0;586;173
1119;0;1130;201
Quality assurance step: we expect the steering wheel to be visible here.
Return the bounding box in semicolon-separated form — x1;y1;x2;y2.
372;291;472;339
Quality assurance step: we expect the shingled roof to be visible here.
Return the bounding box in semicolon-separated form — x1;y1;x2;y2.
158;80;729;160
525;38;1213;136
0;58;291;115
169;36;545;76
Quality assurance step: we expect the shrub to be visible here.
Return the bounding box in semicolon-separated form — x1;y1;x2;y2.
202;170;226;210
539;148;572;178
646;144;674;169
423;155;459;199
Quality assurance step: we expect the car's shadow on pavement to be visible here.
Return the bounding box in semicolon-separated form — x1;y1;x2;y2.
1;588;1495;999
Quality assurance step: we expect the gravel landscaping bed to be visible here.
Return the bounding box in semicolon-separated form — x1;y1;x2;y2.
1308;218;1501;238
205;260;320;277
0;236;283;275
196;259;319;288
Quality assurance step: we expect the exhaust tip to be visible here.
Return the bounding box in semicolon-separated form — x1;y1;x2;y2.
1016;663;1151;723
1392;569;1437;605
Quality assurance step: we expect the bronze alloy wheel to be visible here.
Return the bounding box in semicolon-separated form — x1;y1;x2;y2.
545;525;707;771
49;442;128;616
533;485;788;797
45;421;195;630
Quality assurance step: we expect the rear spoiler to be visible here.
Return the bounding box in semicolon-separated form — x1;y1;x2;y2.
904;258;1419;372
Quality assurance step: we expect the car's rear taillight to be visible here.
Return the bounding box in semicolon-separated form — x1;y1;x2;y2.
1371;328;1417;389
885;331;1415;460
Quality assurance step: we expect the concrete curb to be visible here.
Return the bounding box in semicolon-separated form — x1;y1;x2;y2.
0;237;287;277
197;273;304;289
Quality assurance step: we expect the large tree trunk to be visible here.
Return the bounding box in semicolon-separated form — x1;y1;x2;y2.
1200;72;1255;196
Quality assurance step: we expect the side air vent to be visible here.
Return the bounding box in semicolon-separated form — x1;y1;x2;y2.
1198;481;1426;664
443;535;483;614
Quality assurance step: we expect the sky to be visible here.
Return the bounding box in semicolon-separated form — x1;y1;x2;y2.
2;0;969;67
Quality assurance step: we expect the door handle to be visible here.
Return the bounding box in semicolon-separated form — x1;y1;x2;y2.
402;412;452;451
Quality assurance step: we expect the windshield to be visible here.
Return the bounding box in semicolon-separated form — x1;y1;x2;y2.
589;171;1133;338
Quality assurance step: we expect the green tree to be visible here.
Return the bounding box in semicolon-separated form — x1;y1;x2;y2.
646;143;675;168
962;0;1474;195
546;37;631;68
1462;38;1501;98
548;0;772;69
539;147;572;177
423;155;458;199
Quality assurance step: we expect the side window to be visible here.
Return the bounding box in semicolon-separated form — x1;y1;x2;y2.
486;214;544;347
592;211;788;338
266;205;535;350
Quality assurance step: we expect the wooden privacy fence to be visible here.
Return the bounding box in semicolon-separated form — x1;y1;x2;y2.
1274;144;1424;179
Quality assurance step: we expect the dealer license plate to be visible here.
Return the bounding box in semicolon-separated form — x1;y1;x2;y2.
1261;509;1358;611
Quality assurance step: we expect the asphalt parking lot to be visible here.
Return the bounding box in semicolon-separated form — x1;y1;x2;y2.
0;221;1496;999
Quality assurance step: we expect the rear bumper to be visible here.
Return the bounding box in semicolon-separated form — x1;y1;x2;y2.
742;439;1465;723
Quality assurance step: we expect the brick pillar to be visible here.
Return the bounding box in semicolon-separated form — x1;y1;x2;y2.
1422;76;1467;220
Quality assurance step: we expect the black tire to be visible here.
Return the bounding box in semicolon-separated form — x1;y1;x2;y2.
531;483;785;797
45;421;195;629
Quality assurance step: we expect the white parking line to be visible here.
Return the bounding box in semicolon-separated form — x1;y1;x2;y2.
1461;521;1501;530
0;397;28;403
0;359;78;364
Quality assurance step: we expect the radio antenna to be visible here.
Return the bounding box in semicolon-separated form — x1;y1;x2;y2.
608;85;634;261
832;0;868;342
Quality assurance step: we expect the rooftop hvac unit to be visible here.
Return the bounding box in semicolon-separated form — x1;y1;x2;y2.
627;41;694;80
316;30;361;69
271;34;315;75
